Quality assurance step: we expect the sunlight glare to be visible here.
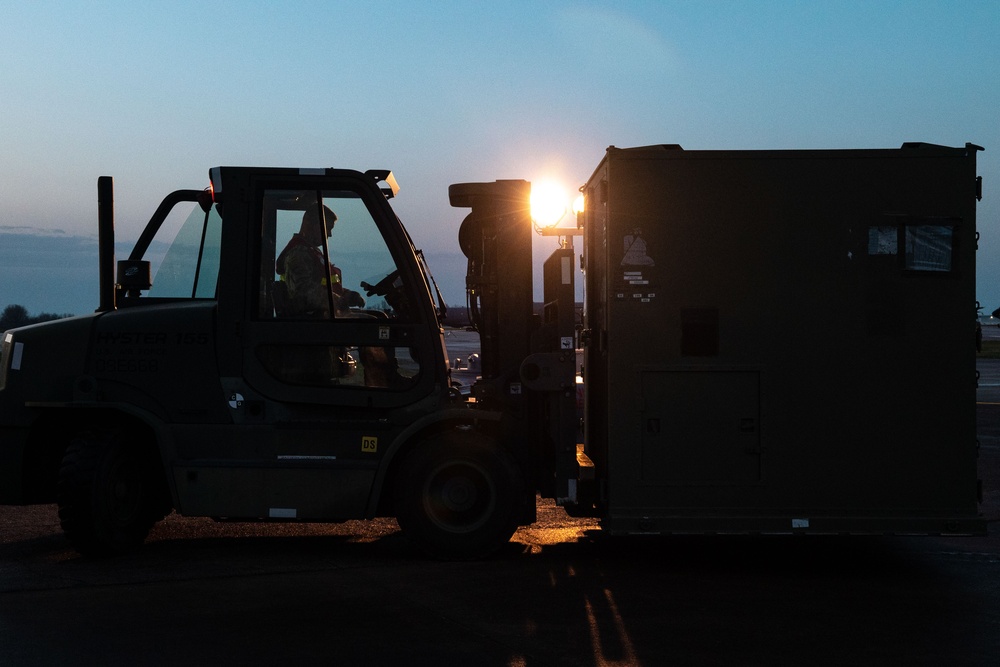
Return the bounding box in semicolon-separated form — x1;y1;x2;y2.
530;181;568;228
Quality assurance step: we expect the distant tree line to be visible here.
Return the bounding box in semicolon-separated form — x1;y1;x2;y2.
0;304;72;332
441;306;472;328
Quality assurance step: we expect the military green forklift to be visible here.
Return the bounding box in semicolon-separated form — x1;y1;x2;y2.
0;167;537;558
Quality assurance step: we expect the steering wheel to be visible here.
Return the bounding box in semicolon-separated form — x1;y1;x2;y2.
361;270;400;297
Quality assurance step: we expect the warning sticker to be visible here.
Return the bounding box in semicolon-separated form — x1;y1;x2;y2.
362;436;378;453
621;231;654;267
623;270;649;285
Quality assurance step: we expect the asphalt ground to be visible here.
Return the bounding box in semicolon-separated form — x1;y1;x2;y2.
1;497;997;667
0;331;997;666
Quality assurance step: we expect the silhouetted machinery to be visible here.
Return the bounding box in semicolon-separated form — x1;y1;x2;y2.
0;142;986;558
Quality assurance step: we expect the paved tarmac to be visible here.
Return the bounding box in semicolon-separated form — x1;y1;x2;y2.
0;334;997;666
1;496;997;667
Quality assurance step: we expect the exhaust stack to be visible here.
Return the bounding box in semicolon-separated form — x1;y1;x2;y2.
97;176;115;312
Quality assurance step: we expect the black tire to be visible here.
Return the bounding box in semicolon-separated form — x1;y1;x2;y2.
395;434;524;559
57;434;163;556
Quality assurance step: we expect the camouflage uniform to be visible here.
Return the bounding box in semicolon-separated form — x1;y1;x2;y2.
275;233;345;317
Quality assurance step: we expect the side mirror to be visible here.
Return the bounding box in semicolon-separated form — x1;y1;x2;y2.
117;260;152;292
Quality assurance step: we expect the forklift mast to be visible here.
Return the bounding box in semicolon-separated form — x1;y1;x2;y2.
450;180;583;504
449;180;534;406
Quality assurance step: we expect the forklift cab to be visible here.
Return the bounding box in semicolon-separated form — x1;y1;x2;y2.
217;167;448;409
118;166;449;411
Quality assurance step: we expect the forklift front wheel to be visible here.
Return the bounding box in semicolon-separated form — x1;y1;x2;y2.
57;434;162;556
395;434;523;559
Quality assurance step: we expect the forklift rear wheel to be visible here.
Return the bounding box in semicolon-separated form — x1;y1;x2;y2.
57;434;161;556
395;434;523;559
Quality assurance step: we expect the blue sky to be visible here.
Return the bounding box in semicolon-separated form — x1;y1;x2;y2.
1;1;998;313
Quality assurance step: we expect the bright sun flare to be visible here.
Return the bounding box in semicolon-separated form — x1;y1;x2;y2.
529;181;569;227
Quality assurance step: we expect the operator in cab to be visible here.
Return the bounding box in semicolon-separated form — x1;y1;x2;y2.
275;204;365;318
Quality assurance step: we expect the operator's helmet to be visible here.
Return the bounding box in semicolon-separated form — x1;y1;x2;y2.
302;204;338;234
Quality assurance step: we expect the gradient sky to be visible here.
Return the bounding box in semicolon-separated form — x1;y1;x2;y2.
1;0;998;314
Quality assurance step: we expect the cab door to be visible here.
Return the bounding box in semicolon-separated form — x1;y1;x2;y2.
243;175;442;410
183;170;445;521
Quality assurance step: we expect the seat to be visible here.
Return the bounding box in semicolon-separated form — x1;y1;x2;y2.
272;281;292;318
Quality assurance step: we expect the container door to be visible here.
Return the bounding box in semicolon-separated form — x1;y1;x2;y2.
639;369;761;484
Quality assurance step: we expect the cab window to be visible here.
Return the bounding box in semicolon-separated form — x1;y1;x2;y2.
146;200;222;298
255;187;420;390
